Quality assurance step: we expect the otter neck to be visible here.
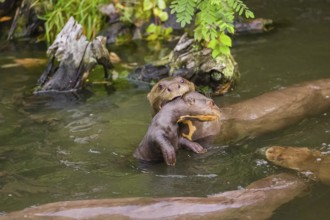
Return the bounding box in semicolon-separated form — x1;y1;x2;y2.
158;98;190;123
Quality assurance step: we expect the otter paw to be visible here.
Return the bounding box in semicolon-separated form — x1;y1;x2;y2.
180;137;207;154
189;143;207;154
161;148;176;166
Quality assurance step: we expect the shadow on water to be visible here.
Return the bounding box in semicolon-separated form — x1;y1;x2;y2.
0;0;330;219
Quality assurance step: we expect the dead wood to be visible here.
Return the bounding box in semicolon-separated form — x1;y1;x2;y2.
34;17;113;94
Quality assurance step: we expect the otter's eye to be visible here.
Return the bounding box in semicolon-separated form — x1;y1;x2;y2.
267;149;274;154
158;84;163;90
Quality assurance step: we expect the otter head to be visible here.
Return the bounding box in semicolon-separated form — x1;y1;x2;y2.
265;146;322;172
175;92;221;141
147;76;195;113
181;92;221;117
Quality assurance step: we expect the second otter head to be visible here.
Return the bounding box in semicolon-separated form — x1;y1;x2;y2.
265;146;322;171
147;76;195;113
181;92;221;117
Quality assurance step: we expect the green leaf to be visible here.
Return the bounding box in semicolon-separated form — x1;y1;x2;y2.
146;23;156;33
143;0;154;11
153;7;160;16
219;22;226;31
245;10;255;18
226;25;235;34
220;45;230;55
239;7;244;16
210;29;217;40
171;0;196;27
208;39;218;49
159;11;169;22
155;25;162;33
194;27;203;41
233;2;237;9
180;20;187;27
157;0;166;10
146;33;159;41
227;0;234;7
220;33;232;47
164;27;173;36
212;48;221;58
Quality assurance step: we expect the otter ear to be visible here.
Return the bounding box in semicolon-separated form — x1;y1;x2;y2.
206;100;215;107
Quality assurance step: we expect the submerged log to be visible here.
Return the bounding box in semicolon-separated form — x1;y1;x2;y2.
34;17;113;94
234;18;274;34
0;173;306;220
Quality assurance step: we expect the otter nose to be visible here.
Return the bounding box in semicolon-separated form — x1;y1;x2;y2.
167;83;180;92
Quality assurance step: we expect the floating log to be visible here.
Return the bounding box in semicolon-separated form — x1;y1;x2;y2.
34;17;113;94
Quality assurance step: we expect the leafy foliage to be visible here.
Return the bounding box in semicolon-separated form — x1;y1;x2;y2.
32;0;108;43
171;0;254;57
146;23;173;40
170;0;196;27
30;0;254;53
116;0;172;41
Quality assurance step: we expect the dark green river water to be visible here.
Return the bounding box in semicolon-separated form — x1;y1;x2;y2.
0;0;330;219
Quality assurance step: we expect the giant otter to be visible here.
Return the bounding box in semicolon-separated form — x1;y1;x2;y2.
147;76;220;148
134;92;220;166
148;77;330;144
147;76;195;114
217;78;330;143
0;173;306;220
265;146;330;186
141;77;330;165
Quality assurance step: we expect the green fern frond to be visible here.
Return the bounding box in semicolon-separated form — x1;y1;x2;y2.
171;0;254;57
226;0;254;18
170;0;197;27
195;1;219;41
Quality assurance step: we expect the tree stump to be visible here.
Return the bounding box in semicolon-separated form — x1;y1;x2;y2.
34;17;113;94
129;33;239;95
